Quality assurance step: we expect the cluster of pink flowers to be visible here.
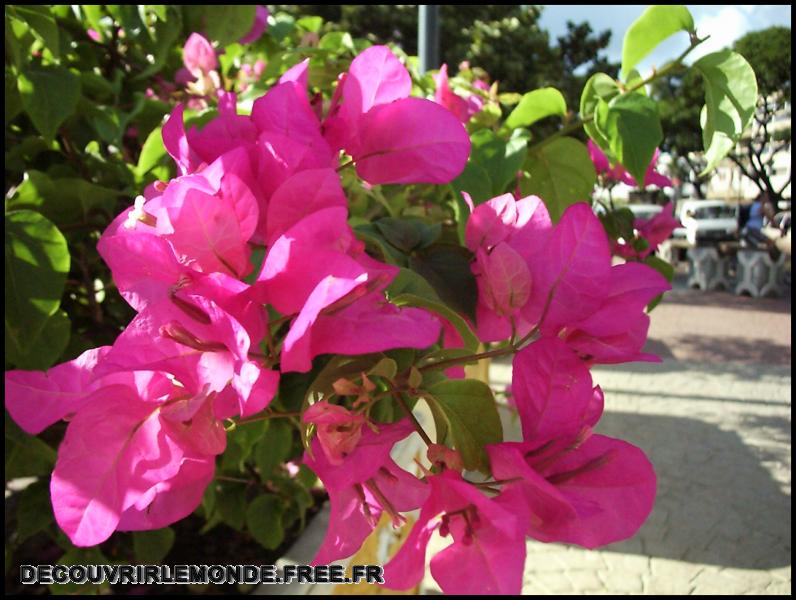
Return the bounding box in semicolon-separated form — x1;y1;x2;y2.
5;42;666;594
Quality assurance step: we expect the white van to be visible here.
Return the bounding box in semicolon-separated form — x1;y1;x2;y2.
673;200;738;245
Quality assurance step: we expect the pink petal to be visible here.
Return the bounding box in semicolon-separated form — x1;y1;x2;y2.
477;242;532;316
522;203;611;333
117;457;215;531
162;105;203;176
238;5;269;45
265;168;347;246
183;33;217;75
51;386;185;546
354;97;471;185
512;337;594;441
465;193;517;251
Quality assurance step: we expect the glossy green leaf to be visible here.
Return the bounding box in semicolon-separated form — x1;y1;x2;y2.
136;126;167;177
424;379;502;473
14;481;53;544
17;65;81;141
596;92;663;185
505;87;567;129
522;137;596;222
5;414;57;479
5;211;69;364
12;5;59;59
621;5;695;78
694;50;759;174
390;293;479;353
6;309;70;370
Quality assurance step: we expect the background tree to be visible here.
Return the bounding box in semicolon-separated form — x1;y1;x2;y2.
274;5;619;106
730;26;791;209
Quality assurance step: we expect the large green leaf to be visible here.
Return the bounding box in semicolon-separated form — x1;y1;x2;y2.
521;137;596;222
451;161;494;206
246;495;285;550
11;5;60;59
133;528;175;564
505;87;567;129
5;414;57;479
424;379;503;473
408;244;478;322
694;50;759;174
184;5;256;46
5;211;69;364
621;5;695;78
462;129;528;198
6;309;70;370
595;92;663;186
17;65;81;141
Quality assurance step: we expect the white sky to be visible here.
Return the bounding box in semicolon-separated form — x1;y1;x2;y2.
540;5;792;75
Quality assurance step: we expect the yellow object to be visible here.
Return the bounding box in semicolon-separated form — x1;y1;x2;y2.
332;513;418;595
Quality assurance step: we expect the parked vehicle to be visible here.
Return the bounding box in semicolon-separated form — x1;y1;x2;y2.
673;200;739;245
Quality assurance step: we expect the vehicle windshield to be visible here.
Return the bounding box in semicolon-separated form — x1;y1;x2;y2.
688;205;736;219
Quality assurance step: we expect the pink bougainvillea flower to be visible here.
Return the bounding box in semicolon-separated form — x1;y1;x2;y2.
302;400;366;465
238;5;269;45
562;262;670;364
323;45;470;185
433;64;485;124
86;28;101;42
50;380;226;547
588;140;672;188
304;419;429;564
488;432;656;549
467;195;611;341
383;470;525;595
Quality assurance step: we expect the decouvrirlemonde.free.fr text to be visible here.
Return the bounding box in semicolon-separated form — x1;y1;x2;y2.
21;564;384;585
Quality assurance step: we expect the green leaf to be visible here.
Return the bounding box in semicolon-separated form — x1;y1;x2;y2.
694;50;759;175
246;495;285;550
229;419;269;468
216;485;247;531
5;414;56;479
580;72;621;149
621;5;695;78
5;211;69;364
451;161;494;206
133;528;175;564
386;267;440;301
522;137;596;222
424;379;502;473
12;5;59;59
136;126;167;177
390;293;479;353
14;481;53;544
408;244;478;323
5;69;22;125
254;419;293;478
505;87;567;129
50;548;108;595
297;16;323;33
374;217;422;252
17;66;81;141
595;93;662;186
187;5;256;45
6;309;70;370
644;254;675;311
466;129;528;197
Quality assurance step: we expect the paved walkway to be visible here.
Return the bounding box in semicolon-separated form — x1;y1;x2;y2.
439;287;791;595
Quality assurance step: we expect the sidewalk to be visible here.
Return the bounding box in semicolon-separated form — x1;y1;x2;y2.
495;288;791;595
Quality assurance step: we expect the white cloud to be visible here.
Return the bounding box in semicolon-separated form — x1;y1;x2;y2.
691;6;749;60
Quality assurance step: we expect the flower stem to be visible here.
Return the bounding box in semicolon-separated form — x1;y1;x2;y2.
390;386;433;447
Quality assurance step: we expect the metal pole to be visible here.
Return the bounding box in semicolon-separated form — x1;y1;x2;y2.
418;5;440;74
